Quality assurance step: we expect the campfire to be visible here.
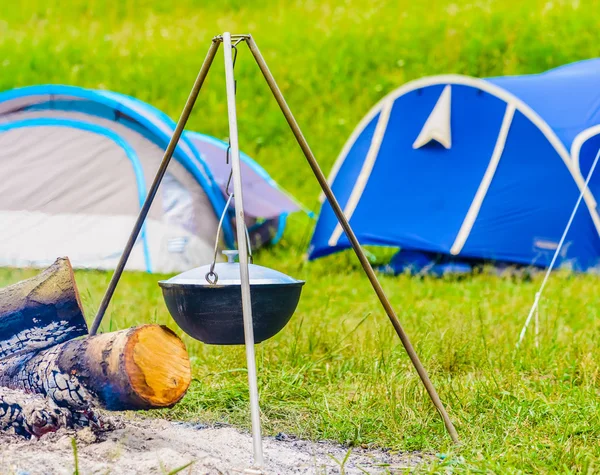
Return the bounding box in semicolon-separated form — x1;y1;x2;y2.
0;257;191;438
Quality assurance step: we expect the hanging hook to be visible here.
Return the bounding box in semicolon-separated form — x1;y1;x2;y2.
206;193;235;284
226;169;234;196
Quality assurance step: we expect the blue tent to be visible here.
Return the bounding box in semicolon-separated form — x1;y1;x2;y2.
309;59;600;273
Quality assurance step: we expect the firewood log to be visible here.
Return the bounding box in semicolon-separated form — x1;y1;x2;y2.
0;325;191;411
0;257;88;359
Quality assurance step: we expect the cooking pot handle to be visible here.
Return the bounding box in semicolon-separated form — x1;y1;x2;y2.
206;194;254;284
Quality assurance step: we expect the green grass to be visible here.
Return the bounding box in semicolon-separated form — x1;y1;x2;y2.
2;0;600;472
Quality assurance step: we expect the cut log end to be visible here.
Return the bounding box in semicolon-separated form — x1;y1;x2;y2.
0;324;192;411
125;325;192;407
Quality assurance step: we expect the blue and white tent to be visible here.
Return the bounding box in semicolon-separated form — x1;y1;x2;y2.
0;85;301;272
309;59;600;273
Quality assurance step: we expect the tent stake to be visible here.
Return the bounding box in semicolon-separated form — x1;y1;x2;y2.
245;36;459;444
90;39;221;335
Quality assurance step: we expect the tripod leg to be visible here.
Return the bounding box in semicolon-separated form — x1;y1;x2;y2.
223;33;264;469
245;36;459;444
90;39;221;336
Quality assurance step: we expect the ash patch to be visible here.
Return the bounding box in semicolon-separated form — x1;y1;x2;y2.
0;415;430;474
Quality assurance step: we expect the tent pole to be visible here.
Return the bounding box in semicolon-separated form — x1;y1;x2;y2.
89;39;221;336
245;35;459;444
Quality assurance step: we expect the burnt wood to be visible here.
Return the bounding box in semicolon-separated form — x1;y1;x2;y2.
0;257;88;359
0;386;75;438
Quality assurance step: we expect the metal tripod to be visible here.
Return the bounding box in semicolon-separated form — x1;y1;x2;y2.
89;32;459;472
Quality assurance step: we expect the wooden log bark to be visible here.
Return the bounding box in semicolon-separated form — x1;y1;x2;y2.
0;257;88;359
0;325;191;411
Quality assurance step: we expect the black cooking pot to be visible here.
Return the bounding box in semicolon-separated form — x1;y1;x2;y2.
159;251;304;345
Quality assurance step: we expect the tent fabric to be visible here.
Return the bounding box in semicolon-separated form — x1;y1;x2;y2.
0;84;299;273
186;132;302;245
309;59;600;272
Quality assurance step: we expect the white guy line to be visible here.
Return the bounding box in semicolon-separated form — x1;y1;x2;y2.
517;146;600;348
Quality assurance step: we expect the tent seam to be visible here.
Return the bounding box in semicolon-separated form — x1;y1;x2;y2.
571;125;600;175
449;103;516;255
328;98;394;247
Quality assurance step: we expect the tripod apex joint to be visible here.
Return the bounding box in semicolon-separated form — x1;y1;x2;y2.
213;33;252;44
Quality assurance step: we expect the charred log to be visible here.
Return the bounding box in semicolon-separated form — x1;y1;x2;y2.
0;257;88;359
0;387;105;439
0;386;75;438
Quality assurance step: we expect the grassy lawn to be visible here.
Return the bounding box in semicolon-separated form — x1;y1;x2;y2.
2;0;600;472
